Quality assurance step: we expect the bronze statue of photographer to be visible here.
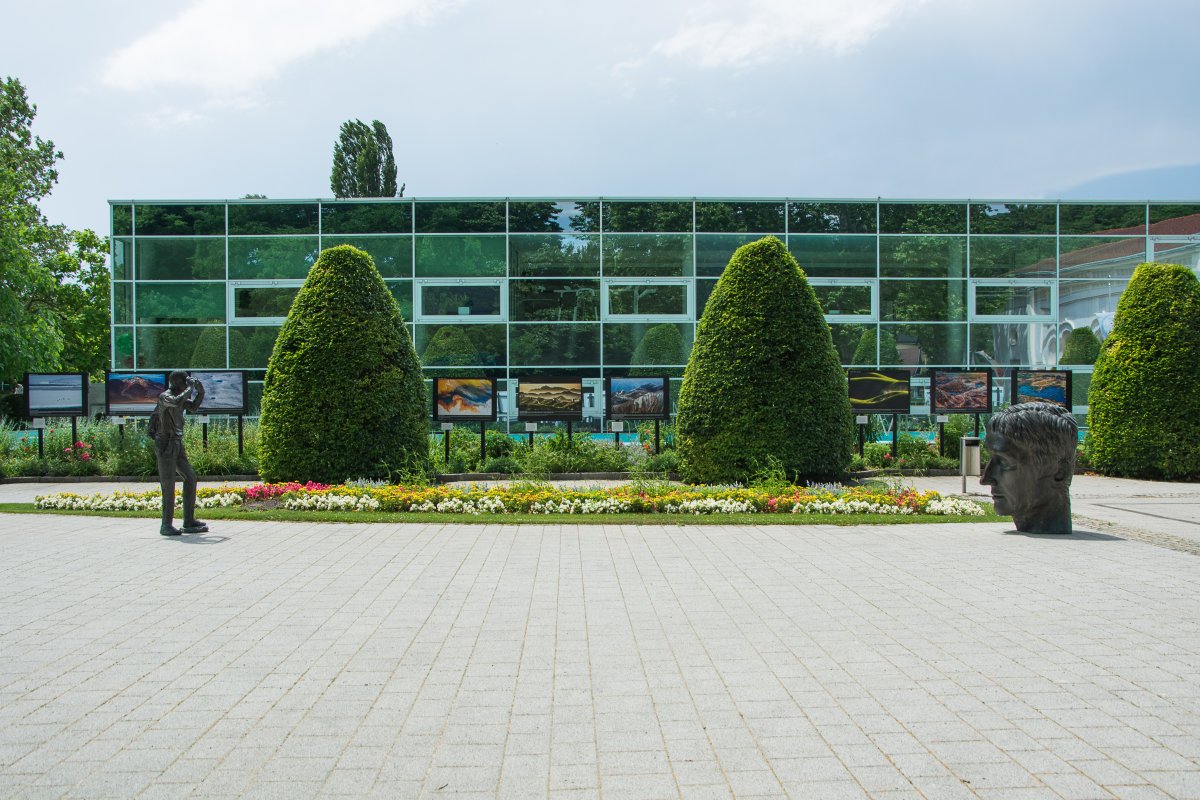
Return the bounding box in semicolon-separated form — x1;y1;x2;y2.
148;371;209;536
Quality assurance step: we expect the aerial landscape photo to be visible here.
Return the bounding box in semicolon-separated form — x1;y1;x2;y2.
933;370;991;412
1015;369;1071;408
105;373;168;414
436;378;495;418
848;370;910;412
26;373;86;415
192;371;247;413
609;377;666;417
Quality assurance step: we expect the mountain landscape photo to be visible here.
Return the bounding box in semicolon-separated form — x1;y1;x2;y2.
610;378;665;417
518;382;583;415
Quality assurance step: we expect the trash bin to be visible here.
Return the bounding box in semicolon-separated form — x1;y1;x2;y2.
961;436;981;492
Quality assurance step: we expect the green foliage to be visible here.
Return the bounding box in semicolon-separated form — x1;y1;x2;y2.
676;236;853;483
518;432;631;474
1087;262;1200;479
1;77;109;382
851;327;900;365
259;245;428;482
630;324;686;375
1060;326;1101;365
420;325;481;373
330;119;402;198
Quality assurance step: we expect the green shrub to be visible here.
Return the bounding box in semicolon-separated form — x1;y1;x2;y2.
420;325;482;373
519;432;632;474
851;327;900;365
259;245;428;482
1087;262;1200;479
676;237;853;483
630;324;686;375
1060;326;1101;365
482;455;520;474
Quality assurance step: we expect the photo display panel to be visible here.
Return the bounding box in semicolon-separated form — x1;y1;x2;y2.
516;376;584;421
105;372;168;415
847;369;910;413
190;370;248;414
1012;369;1072;409
24;373;88;417
433;377;499;422
605;376;670;420
931;369;993;413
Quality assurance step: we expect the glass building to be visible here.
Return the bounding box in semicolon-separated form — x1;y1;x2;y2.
109;198;1200;426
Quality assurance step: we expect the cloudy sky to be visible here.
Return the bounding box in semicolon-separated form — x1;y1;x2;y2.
10;0;1200;236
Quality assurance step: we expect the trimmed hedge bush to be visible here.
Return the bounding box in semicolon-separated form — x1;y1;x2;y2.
630;323;685;376
1086;262;1200;480
851;327;900;365
421;325;482;374
1061;326;1101;365
259;245;428;482
676;236;853;483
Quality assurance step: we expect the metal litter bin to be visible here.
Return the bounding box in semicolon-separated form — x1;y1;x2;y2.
961;436;981;493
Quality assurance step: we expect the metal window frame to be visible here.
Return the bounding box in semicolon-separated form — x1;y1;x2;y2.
807;277;878;323
227;279;304;325
968;278;1056;323
600;278;693;322
414;278;507;323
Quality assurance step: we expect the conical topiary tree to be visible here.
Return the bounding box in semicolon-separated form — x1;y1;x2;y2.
259;245;427;482
851;327;900;365
630;323;686;376
1086;262;1200;479
1060;326;1101;365
420;325;482;376
676;236;853;483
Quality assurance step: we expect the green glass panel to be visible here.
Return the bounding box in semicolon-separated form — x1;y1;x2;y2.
879;203;967;234
320;201;411;234
696;234;764;276
228;203;319;234
969;203;1056;234
603;323;693;365
788;202;877;233
415;324;506;366
136;238;225;280
973;285;1052;317
813;285;872;318
134;204;225;236
415;202;506;233
788;235;876;278
508;201;595;233
1059;203;1145;235
608;284;687;316
113;326;134;369
1059;237;1144;280
509;234;600;277
969;236;1056;278
419;284;502;317
511;280;600;321
695;201;785;233
1149;203;1200;227
968;323;1057;369
136;283;225;324
879;323;968;366
696;279;718;315
247;381;264;415
508;323;601;366
136;326;226;369
232;286;300;320
112;205;133;237
111;238;132;281
830;323;871;365
1058;280;1126;327
880;236;966;278
384;280;413;322
602;201;692;233
881;280;966;322
113;283;133;325
414;235;506;277
570;202;603;233
228;237;319;279
602;234;693;277
321;235;412;277
229;326;280;369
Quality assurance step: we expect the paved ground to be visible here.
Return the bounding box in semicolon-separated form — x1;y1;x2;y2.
2;485;1200;798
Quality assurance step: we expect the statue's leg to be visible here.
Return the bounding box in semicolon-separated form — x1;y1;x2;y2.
178;450;205;532
157;438;179;534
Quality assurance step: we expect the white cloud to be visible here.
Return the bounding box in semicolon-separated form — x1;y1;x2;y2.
103;0;465;93
648;0;931;68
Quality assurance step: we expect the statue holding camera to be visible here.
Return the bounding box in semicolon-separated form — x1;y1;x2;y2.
148;371;208;536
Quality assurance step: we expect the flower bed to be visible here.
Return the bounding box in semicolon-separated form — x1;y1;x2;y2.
33;482;989;517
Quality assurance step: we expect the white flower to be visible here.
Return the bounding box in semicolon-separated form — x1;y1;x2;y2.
924;497;987;516
663;498;756;514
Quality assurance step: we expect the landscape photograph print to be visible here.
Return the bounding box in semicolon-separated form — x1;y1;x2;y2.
847;369;910;413
191;370;248;414
434;377;498;421
606;376;668;420
516;378;584;420
24;373;87;417
1013;369;1072;409
932;370;992;413
105;372;168;415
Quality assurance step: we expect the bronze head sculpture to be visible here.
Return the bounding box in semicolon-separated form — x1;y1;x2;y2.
981;401;1078;534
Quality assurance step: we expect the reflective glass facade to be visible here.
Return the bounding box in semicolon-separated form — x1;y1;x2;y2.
110;199;1200;423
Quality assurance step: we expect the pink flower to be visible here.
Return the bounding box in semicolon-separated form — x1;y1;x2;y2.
75;441;84;448
80;452;91;461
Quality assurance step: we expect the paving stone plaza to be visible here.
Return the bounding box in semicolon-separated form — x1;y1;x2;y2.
1;477;1199;799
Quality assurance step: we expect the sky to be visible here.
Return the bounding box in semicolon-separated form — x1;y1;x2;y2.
8;0;1200;236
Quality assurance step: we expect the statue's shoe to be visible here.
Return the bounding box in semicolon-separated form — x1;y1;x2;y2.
182;521;209;533
159;526;182;536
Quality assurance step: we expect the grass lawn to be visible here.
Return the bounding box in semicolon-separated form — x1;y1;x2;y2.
0;502;1005;526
